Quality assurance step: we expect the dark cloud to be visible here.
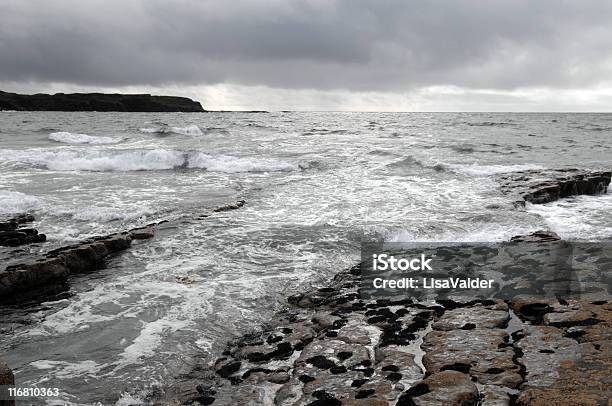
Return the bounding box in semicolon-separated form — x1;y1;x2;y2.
1;0;611;91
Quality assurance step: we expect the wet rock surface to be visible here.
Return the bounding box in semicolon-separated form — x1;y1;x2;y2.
0;214;46;247
0;230;146;304
172;255;610;405
510;230;560;243
0;358;15;406
498;169;611;205
512;299;611;406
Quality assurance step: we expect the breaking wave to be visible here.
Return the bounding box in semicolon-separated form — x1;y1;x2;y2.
0;148;296;173
139;124;203;136
49;132;120;144
446;163;544;176
0;190;42;214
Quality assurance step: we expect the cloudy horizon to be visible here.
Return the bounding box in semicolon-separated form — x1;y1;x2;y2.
2;0;612;111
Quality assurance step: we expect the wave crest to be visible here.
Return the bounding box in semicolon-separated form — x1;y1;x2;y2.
0;148;296;173
49;132;120;144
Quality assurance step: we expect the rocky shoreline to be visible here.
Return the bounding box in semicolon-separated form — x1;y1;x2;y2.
171;268;609;405
0;199;250;403
165;225;611;406
167;169;611;406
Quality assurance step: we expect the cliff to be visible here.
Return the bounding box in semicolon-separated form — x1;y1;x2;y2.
0;90;205;112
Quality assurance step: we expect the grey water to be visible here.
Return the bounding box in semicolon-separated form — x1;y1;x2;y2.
1;111;611;405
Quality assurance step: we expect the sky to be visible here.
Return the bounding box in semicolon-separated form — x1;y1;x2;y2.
1;0;612;111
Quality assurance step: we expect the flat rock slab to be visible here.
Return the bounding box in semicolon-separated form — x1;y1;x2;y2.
432;301;509;330
498;169;611;205
422;328;521;389
398;370;479;406
173;253;611;406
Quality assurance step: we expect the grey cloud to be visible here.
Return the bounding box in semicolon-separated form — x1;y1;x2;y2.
1;0;611;91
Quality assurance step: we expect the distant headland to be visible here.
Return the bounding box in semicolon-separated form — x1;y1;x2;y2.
0;90;205;112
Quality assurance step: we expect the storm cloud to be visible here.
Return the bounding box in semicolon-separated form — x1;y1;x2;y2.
1;0;612;95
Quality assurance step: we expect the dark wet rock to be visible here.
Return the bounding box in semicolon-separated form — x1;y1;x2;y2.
0;90;205;112
0;358;15;406
215;360;241;378
510;296;556;324
306;355;337;370
400;370;479;406
499;169;611;205
510;230;561;243
212;200;246;213
0;214;45;247
129;227;156;240
0;229;154;304
267;372;291;384
0;359;14;385
0;257;69;303
298;340;370;370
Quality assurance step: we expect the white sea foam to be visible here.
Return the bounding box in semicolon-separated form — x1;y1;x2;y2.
115;393;145;406
138;127;163;134
448;163;544;176
0;190;41;214
527;191;612;240
189;153;296;173
388;223;542;243
119;318;190;365
30;360;102;379
49;131;120;144
52;206;152;222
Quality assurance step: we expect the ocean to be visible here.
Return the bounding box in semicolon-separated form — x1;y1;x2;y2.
1;111;611;405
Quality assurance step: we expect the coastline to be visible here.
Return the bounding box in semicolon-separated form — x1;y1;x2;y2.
0;91;205;112
168;236;611;405
1;168;610;405
162;170;611;405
